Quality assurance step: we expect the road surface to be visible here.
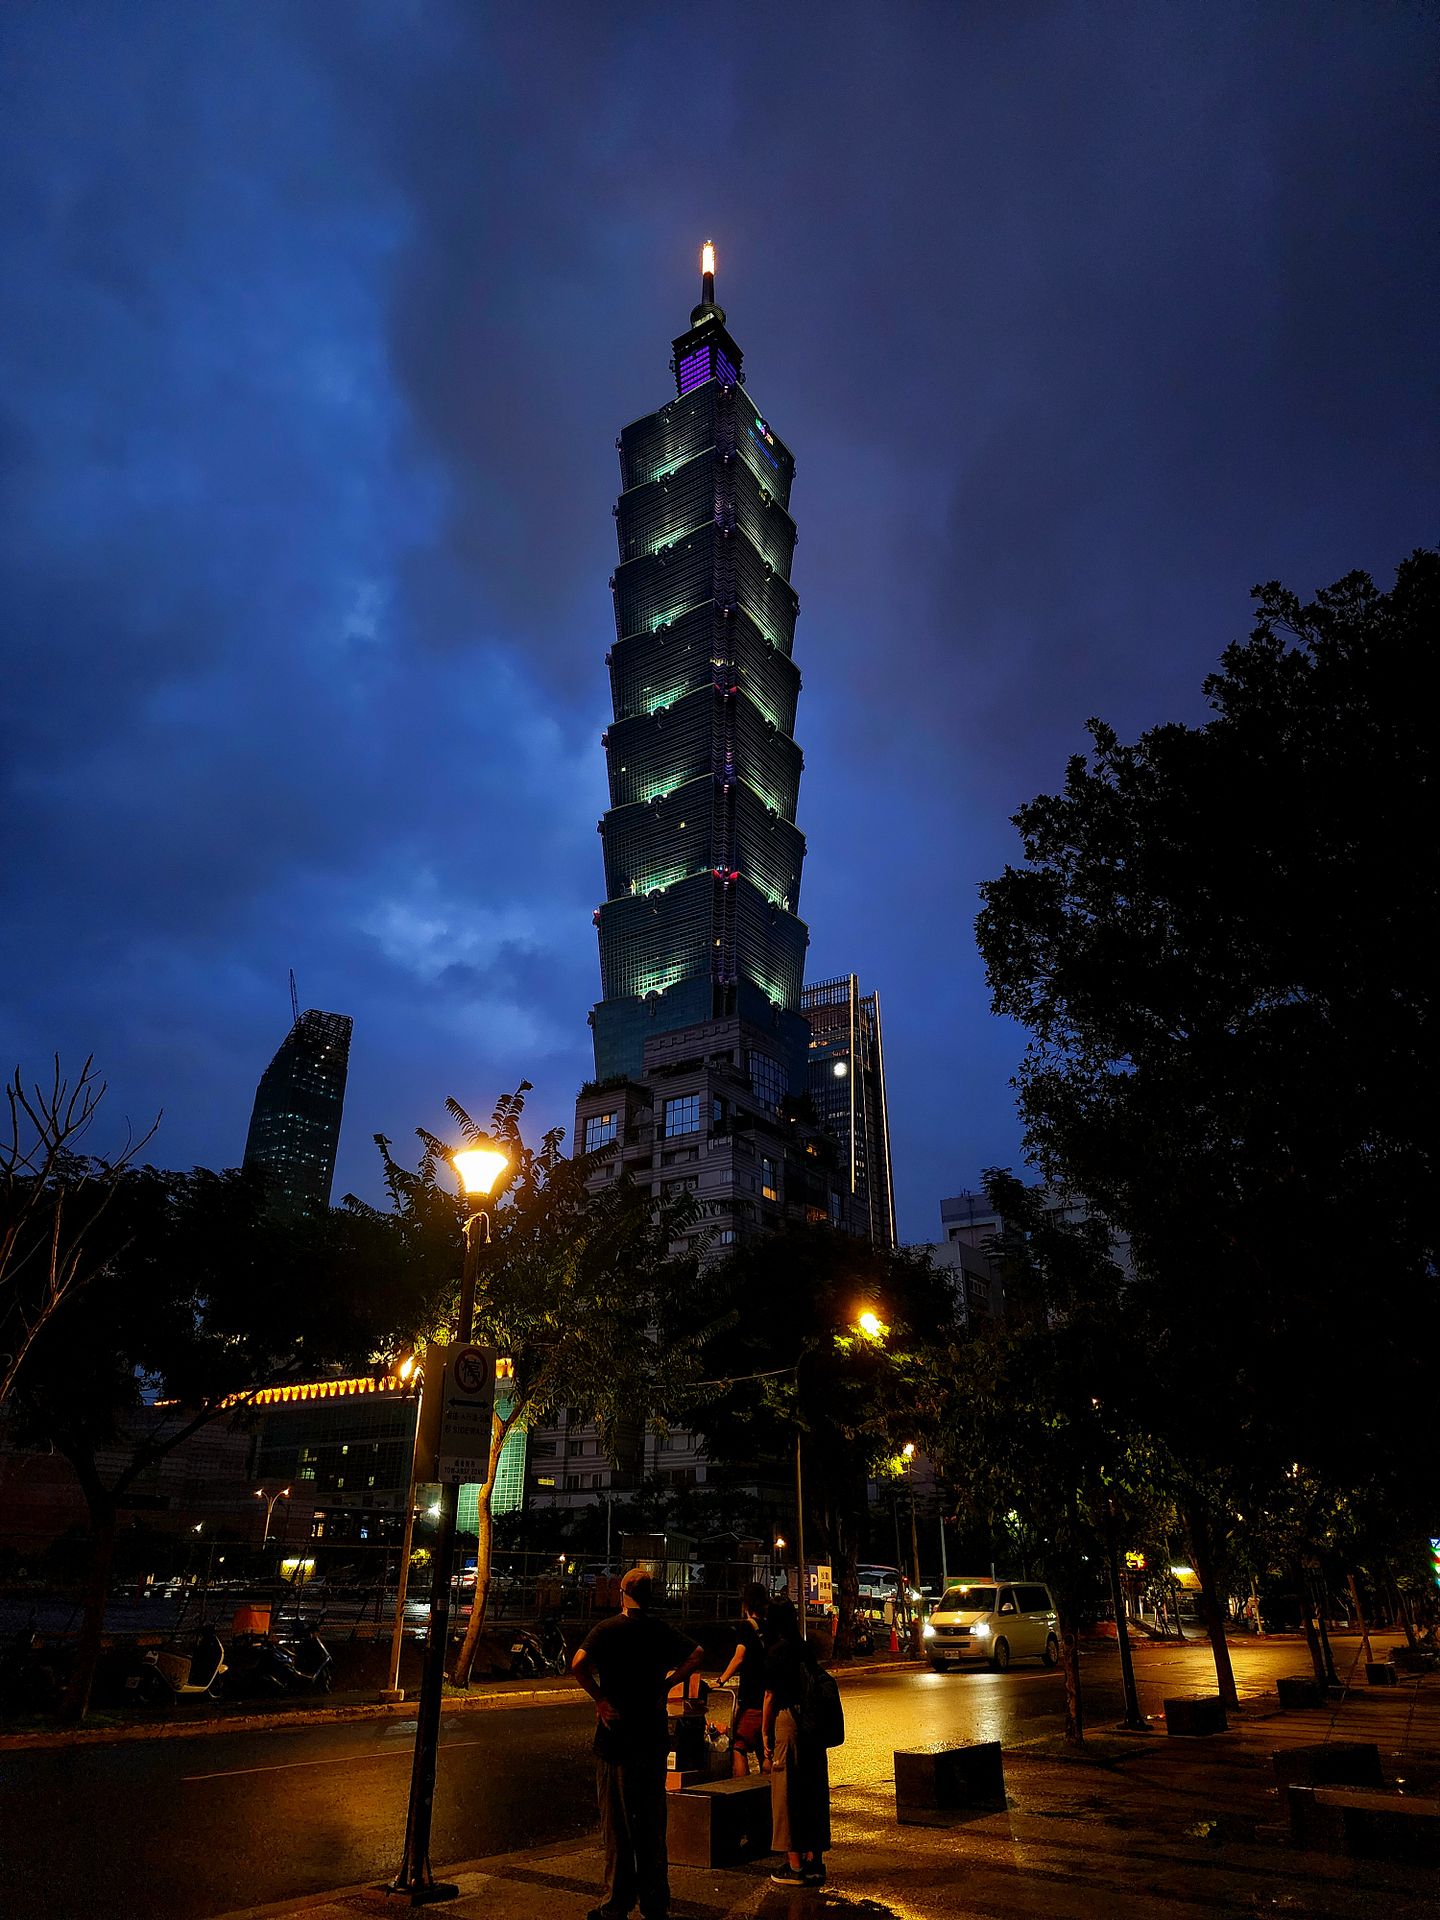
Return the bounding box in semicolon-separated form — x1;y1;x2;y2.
0;1633;1391;1920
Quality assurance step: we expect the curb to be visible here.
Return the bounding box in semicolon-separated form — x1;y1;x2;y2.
0;1655;928;1754
0;1681;574;1753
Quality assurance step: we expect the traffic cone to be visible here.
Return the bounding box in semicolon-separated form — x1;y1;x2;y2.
888;1622;900;1653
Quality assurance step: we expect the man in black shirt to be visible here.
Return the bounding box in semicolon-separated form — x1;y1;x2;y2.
572;1567;702;1920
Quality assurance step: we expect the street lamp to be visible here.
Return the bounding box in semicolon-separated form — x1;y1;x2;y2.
390;1134;512;1906
254;1485;291;1548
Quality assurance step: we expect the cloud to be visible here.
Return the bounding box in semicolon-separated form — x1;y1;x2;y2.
1;1;1434;1231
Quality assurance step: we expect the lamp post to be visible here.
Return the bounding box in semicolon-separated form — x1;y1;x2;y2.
901;1443;925;1651
254;1485;291;1549
389;1137;511;1906
380;1355;421;1704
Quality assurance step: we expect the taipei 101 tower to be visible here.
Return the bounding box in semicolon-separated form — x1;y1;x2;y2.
588;244;812;1097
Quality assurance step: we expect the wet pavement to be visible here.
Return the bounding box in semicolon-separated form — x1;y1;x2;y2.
4;1634;1434;1920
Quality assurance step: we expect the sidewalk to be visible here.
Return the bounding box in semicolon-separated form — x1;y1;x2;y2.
214;1677;1440;1920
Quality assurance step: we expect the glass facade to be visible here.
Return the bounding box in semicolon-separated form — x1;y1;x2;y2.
590;263;811;1087
243;1008;352;1212
801;975;897;1248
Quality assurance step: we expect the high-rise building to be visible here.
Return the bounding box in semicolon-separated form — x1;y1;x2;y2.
242;1008;352;1212
590;242;810;1096
802;975;896;1248
541;249;855;1515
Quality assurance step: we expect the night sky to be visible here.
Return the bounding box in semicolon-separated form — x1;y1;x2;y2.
3;4;1435;1240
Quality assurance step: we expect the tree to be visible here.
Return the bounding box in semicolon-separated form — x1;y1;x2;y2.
921;1173;1158;1742
9;1165;446;1717
367;1092;704;1690
0;1056;158;1408
976;552;1440;1686
678;1226;959;1657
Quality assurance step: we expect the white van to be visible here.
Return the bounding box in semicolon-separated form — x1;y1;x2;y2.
922;1578;1059;1672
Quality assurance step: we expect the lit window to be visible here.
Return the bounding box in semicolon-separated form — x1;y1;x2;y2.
761;1156;779;1202
663;1093;702;1137
584;1112;618;1151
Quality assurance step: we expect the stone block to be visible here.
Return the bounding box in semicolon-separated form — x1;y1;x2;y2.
666;1778;773;1867
894;1742;1005;1825
1163;1695;1227;1736
1366;1661;1398;1686
1276;1674;1325;1708
1271;1741;1382;1790
1287;1785;1440;1864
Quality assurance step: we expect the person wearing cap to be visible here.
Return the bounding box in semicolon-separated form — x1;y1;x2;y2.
572;1566;703;1920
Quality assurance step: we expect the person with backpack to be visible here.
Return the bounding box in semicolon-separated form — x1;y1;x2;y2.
761;1597;838;1887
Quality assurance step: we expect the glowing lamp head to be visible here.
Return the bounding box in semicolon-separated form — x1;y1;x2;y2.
832;1060;848;1078
902;1441;916;1461
451;1141;511;1199
856;1309;889;1343
701;241;716;278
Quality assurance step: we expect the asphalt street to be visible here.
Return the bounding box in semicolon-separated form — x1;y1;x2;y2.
0;1635;1388;1920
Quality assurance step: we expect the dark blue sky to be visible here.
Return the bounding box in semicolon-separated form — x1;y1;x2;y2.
2;3;1435;1239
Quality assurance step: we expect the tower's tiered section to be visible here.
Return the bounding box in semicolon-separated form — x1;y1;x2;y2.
591;252;810;1084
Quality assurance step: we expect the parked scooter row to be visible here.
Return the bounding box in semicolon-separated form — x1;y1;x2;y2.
118;1619;332;1706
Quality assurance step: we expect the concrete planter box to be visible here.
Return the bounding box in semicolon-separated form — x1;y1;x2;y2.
1276;1674;1325;1708
1272;1741;1382;1790
1163;1695;1227;1736
1287;1784;1440;1864
895;1742;1005;1825
1366;1661;1398;1686
667;1778;772;1867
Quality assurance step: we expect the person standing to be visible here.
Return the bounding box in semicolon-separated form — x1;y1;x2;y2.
714;1581;769;1775
572;1566;703;1920
762;1597;831;1887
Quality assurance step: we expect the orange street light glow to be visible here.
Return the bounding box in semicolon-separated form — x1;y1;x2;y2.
452;1144;510;1197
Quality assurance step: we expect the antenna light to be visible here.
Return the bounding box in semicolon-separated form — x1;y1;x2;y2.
701;241;716;278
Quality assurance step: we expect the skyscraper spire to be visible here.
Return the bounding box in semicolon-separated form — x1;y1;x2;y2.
691;238;724;326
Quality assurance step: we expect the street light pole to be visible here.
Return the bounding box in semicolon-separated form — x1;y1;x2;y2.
382;1364;423;1704
389;1140;510;1906
254;1486;291;1549
794;1426;807;1641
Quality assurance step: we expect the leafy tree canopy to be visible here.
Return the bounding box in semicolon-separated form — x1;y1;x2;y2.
976;552;1439;1498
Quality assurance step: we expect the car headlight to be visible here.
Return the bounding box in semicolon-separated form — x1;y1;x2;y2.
972;1622;991;1636
922;1621;935;1639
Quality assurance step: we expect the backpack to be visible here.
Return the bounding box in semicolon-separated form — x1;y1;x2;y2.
797;1661;845;1748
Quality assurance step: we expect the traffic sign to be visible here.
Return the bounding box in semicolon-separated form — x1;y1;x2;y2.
424;1342;498;1486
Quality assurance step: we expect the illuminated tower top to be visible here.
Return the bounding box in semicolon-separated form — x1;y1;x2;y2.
589;245;811;1088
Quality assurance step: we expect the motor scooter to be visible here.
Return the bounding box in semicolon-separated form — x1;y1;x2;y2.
0;1627;62;1714
227;1619;333;1696
126;1626;228;1706
508;1613;567;1679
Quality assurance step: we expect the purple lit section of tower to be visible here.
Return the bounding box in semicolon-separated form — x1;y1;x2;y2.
678;345;712;395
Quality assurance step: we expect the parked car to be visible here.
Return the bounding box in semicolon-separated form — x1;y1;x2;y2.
922;1578;1059;1672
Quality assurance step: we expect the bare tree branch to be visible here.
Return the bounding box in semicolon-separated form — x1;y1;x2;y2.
0;1055;161;1408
